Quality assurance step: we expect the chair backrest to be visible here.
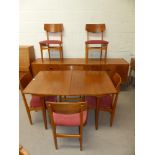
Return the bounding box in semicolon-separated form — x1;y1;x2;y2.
112;73;122;91
44;24;63;33
86;24;106;40
44;24;63;41
46;102;87;114
19;72;32;92
86;24;106;33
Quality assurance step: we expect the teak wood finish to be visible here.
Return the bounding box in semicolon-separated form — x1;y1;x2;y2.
98;73;122;127
46;102;87;151
85;24;108;61
23;70;117;130
24;70;117;131
19;72;47;129
31;58;129;83
23;70;117;96
19;45;35;79
39;24;63;61
88;73;121;129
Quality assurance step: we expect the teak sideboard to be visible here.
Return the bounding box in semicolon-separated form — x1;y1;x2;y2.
31;58;129;83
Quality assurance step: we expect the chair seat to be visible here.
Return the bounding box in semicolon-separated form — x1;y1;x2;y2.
45;96;57;102
39;40;62;45
85;96;97;109
53;111;87;126
30;96;42;108
30;96;57;108
85;40;109;45
85;95;112;109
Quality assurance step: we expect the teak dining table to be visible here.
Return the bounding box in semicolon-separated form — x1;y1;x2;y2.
23;70;117;129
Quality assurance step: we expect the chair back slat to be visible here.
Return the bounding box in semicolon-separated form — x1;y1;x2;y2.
19;73;32;91
44;24;63;33
86;24;105;33
46;102;87;114
112;73;122;91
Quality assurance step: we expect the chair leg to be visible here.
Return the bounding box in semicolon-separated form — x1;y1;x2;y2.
110;111;115;127
60;46;63;60
95;97;100;130
21;93;33;125
79;126;83;151
105;45;107;59
52;126;58;149
85;45;88;62
27;110;33;125
48;48;50;60
95;109;99;130
40;45;43;62
100;46;102;60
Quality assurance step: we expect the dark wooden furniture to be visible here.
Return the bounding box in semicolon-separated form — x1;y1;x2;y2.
85;24;109;61
31;58;129;83
19;45;35;79
46;102;87;151
39;24;63;61
85;73;122;129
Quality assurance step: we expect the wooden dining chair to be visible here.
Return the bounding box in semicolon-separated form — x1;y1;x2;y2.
19;72;57;129
85;73;121;128
39;24;63;61
85;24;109;61
46;101;87;151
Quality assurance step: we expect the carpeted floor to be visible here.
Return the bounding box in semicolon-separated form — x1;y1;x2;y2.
19;86;135;155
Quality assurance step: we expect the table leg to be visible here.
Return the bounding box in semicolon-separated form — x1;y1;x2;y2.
41;97;47;129
95;96;99;130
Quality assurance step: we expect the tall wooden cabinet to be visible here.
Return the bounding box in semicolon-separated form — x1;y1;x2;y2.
19;45;35;79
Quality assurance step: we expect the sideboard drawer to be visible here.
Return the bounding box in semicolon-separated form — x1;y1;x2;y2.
83;65;102;71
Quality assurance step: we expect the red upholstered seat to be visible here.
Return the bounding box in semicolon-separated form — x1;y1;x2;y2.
39;40;62;45
85;95;112;109
99;95;113;109
85;96;96;109
30;96;57;108
30;96;42;108
45;96;57;102
53;111;87;126
85;40;109;45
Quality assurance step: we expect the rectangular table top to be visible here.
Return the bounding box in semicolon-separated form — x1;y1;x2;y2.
23;70;117;96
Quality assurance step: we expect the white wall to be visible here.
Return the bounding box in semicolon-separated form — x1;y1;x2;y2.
20;0;134;62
